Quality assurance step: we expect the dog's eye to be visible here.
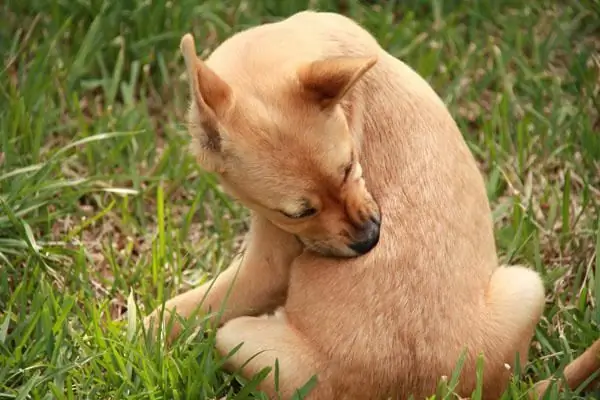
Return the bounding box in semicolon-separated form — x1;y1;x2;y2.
342;163;353;181
280;207;318;219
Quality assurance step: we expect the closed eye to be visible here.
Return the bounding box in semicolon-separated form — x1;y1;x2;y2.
342;162;353;182
342;152;355;183
280;207;318;219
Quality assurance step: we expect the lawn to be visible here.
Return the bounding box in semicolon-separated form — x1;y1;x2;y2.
1;0;599;398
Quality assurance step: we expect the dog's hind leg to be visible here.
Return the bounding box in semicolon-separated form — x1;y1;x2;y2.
470;265;546;399
483;267;600;398
531;338;600;398
216;314;335;400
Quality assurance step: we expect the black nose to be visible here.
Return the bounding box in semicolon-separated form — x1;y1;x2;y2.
349;219;380;255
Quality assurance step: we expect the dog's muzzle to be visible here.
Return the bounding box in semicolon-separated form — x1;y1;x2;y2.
348;217;381;255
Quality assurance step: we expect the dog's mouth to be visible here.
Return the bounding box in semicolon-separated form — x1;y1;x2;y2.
295;233;380;259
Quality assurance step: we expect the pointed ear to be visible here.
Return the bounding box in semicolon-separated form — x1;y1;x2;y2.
180;33;233;118
180;33;233;154
297;55;377;108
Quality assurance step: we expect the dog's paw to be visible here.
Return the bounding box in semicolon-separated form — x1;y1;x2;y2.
142;311;161;334
141;307;175;344
142;307;200;345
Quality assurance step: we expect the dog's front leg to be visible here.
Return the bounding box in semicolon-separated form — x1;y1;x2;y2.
143;214;302;342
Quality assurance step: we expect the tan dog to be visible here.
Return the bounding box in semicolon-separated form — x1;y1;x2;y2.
144;11;600;399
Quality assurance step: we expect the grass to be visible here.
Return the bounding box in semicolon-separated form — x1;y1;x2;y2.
0;0;599;398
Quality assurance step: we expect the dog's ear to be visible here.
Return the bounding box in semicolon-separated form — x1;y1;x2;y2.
180;33;233;152
297;55;377;109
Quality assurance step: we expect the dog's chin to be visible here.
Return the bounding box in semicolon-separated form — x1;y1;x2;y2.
297;237;361;259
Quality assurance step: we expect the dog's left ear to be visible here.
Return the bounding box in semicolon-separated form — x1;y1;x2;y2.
180;33;233;120
180;33;233;171
297;55;377;109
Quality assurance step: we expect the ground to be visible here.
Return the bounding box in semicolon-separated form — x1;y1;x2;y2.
1;0;599;398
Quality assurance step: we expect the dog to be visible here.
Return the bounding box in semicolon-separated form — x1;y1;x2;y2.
144;10;600;399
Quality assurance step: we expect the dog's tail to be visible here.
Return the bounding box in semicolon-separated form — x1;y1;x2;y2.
531;338;600;398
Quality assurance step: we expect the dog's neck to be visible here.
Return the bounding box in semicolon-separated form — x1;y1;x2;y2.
338;69;410;197
340;56;473;204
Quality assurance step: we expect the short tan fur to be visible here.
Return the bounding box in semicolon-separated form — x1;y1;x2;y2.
145;11;600;400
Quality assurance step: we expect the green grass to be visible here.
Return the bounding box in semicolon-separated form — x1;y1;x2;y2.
1;0;599;398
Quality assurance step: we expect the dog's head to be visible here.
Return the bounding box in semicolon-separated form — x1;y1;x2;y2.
180;34;381;258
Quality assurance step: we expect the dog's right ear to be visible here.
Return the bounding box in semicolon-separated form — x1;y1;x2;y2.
180;33;233;153
297;55;377;109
